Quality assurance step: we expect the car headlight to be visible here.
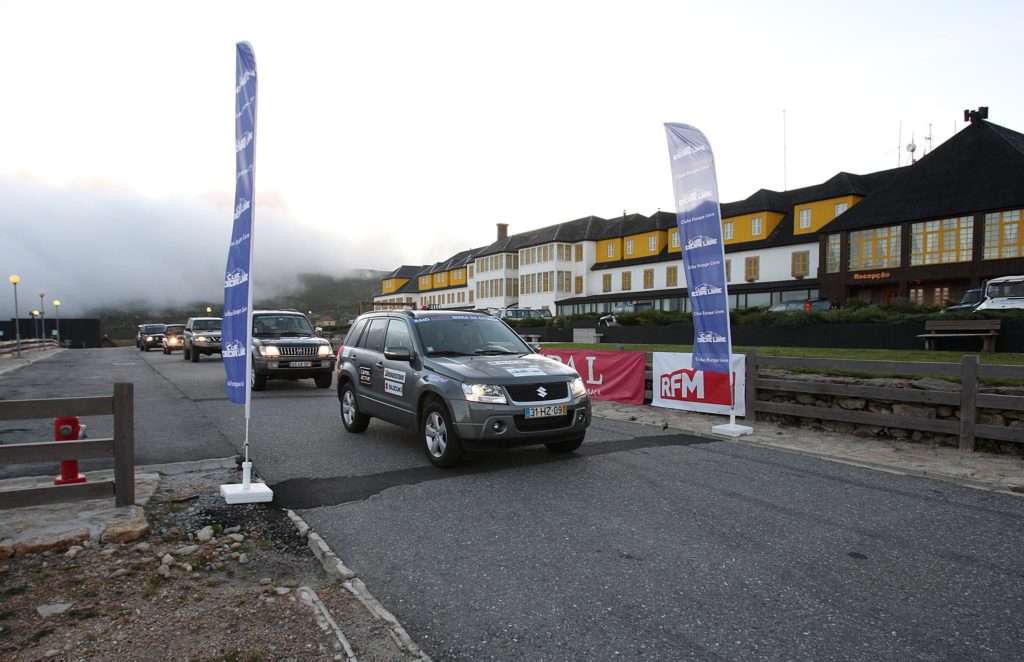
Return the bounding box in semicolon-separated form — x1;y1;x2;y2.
146;336;153;341
569;377;587;398
317;345;332;357
461;383;507;404
262;345;280;357
197;336;208;343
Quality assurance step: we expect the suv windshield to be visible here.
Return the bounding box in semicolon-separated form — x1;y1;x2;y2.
253;314;315;337
142;325;165;333
164;325;185;334
987;281;1024;298
192;320;220;331
414;316;531;356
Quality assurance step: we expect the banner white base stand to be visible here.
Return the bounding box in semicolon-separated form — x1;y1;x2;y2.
712;422;753;437
220;461;273;504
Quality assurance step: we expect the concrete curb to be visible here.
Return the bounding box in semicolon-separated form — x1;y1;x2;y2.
285;508;433;662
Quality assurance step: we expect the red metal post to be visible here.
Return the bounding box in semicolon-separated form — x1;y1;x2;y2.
53;416;87;485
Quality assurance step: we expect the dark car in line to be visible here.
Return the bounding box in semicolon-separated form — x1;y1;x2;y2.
249;310;335;391
335;309;591;467
768;298;835;312
161;324;186;354
137;324;166;351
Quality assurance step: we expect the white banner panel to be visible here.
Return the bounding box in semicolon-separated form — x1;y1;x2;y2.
652;352;745;416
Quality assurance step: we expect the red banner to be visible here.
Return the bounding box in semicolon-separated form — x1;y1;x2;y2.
540;349;646;405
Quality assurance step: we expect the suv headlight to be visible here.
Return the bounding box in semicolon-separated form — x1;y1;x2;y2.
462;383;507;404
569;377;587;398
317;345;332;357
262;345;280;357
197;336;208;343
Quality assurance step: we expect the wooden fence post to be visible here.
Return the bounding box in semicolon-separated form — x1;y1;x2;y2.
959;355;979;452
112;382;135;507
744;349;758;421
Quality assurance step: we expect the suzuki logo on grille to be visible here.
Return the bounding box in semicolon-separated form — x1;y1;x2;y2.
536;386;548;398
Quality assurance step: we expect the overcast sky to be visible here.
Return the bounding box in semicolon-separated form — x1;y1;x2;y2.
2;0;1022;315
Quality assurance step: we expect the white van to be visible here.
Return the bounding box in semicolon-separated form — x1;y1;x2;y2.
974;275;1024;311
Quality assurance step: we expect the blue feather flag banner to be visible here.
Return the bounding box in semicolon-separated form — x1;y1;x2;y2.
664;123;732;375
224;42;257;405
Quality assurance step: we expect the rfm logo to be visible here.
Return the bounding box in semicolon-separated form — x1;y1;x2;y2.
659;368;704;400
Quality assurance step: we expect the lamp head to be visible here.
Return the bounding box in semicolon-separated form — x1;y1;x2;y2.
31;309;39;317
38;290;45;298
8;275;19;285
53;300;61;307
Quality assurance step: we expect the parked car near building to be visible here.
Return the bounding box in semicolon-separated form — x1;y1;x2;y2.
598;302;654;327
768;298;835;313
250;310;335;391
161;324;186;354
974;276;1024;311
137;324;166;351
940;288;983;314
183;317;222;362
336;309;590;467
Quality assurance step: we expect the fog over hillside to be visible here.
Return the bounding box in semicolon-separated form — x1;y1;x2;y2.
1;175;410;316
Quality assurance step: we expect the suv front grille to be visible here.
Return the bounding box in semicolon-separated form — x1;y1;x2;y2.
278;345;318;357
505;382;568;403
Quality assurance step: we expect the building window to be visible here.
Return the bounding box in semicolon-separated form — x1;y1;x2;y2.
622;271;632;290
835;201;849;217
575;276;583;294
745;256;759;282
799;209;812;229
724;222;734;240
848;226;902;270
911;217;974;265
826;234;841;273
670;230;680;248
792;251;809;278
725;259;731;281
643;269;654;289
606;243;615;258
468;265;474;278
626;239;634;256
575;244;583;262
983;209;1022;259
602;274;612;292
648;235;657;252
751;217;762;236
666;266;678;287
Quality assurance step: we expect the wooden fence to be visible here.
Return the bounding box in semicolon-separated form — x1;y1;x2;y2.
640;351;1023;452
0;383;135;508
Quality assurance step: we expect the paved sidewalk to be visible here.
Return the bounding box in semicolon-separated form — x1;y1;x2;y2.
591;399;1024;496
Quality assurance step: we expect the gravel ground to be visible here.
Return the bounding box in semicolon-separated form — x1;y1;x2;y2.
0;469;418;662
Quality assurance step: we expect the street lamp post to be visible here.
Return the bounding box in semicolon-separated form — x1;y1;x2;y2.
53;299;61;346
38;290;45;341
8;275;21;358
31;310;40;339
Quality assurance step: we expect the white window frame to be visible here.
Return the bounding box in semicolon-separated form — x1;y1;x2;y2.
799;208;812;229
752;216;762;236
626;239;634;256
606;243;614;258
835;202;849;217
648;235;657;252
724;222;734;240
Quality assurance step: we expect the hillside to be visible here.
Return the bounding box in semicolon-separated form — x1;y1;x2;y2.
89;271;385;340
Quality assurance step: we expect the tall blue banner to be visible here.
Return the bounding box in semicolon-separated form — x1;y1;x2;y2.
664;123;732;375
224;42;257;405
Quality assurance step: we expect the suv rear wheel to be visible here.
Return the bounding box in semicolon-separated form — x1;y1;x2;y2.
422;399;463;468
339;382;370;433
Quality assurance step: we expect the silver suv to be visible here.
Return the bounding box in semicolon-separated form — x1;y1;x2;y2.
336;310;591;467
183;317;222;362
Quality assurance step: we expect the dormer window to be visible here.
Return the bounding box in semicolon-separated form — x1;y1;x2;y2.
799;209;812;229
752;217;762;236
835;202;849;217
724;222;734;240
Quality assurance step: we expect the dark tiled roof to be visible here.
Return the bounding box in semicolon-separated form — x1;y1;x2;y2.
823;120;1024;233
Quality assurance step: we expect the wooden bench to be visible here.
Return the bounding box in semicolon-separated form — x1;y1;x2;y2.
918;320;1001;352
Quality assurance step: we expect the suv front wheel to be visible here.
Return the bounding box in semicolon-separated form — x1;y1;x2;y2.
339;382;370;433
422;399;463;468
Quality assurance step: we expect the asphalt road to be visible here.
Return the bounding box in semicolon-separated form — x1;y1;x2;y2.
3;348;1024;660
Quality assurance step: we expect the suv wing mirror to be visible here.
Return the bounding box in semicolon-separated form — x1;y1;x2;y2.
383;346;414;362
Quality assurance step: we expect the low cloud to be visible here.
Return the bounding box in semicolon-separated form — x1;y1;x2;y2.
0;176;404;316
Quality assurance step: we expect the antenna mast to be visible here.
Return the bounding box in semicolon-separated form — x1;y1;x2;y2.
782;109;788;191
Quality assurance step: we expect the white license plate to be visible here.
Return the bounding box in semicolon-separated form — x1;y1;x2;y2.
290;361;312;368
524;404;566;419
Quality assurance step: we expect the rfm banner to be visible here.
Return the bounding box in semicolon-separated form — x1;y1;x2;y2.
223;42;258;405
652;352;746;416
664;123;732;375
540;349;645;405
